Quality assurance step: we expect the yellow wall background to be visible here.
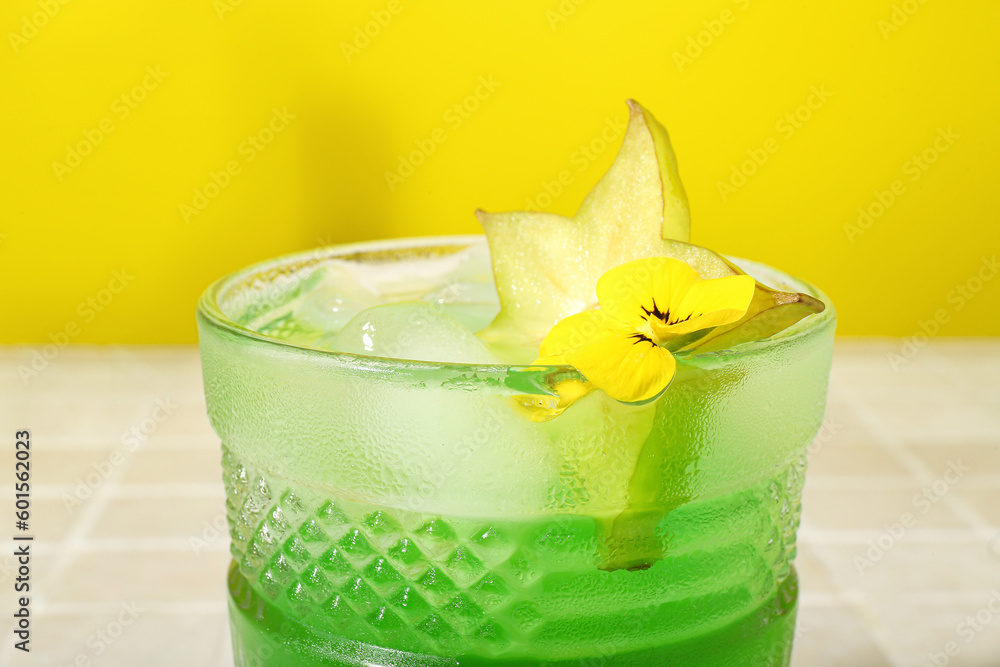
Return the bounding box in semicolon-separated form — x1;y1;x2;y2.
2;0;998;343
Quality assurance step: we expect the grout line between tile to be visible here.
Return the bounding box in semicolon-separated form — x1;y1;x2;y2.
806;474;1000;490
30;435;218;451
799;527;984;544
31;537;229;554
800;589;999;607
0;483;223;500
36;600;228;616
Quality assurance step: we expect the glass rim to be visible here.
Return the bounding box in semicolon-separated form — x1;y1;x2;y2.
196;234;836;387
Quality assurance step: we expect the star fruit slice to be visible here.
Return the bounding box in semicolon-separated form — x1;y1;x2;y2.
477;100;690;348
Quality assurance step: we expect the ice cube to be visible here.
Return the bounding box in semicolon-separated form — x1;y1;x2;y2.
317;302;502;365
423;279;499;306
348;245;477;300
289;247;493;336
420;245;500;332
422;280;500;332
291;263;381;334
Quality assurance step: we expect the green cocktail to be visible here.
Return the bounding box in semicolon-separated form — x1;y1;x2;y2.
197;234;835;666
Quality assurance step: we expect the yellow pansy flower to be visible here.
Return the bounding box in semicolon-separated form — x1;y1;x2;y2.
534;256;755;404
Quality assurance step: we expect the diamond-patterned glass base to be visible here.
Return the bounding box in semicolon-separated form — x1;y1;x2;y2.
223;444;804;660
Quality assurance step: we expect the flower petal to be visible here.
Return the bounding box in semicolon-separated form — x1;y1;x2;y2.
596;257;701;330
538;310;617;358
561;323;677;403
653;274;755;337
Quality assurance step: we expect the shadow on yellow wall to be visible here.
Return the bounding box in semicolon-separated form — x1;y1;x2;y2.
2;0;998;343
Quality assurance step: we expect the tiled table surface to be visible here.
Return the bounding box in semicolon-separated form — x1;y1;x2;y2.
1;340;998;666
